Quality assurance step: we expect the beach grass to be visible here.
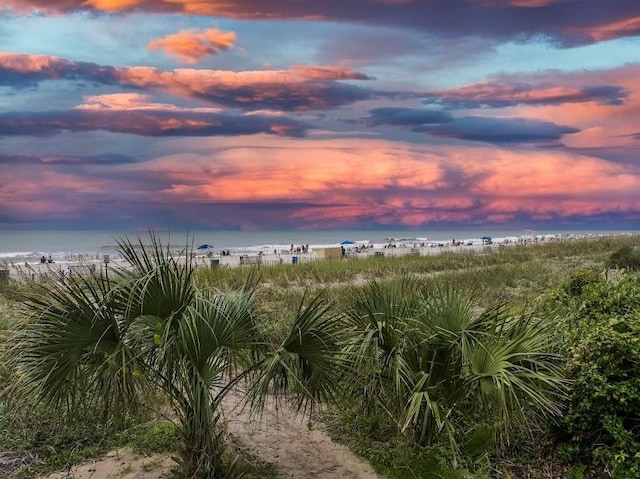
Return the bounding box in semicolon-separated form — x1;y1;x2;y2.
199;236;632;283
194;236;636;310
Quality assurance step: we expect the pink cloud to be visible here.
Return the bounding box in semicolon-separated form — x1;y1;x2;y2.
0;51;74;74
290;65;373;80
405;65;638;154
75;93;222;112
122;137;640;225
3;135;639;227
112;66;373;109
487;65;640;149
148;28;236;64
0;168;119;218
424;80;626;109
0;53;374;111
567;16;640;42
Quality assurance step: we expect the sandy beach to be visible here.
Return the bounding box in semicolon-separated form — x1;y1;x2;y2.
2;232;633;284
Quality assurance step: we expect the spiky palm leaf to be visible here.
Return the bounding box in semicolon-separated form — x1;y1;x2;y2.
343;275;565;454
467;314;565;429
342;276;426;413
16;235;346;479
17;269;150;419
112;234;197;325
249;289;348;414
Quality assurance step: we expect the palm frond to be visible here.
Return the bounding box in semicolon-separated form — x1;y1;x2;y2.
403;371;458;452
249;289;347;415
341;274;565;455
17;270;148;417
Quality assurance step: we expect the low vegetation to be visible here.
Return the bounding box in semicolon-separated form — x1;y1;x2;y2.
548;271;640;478
341;277;563;455
606;244;640;270
0;234;638;478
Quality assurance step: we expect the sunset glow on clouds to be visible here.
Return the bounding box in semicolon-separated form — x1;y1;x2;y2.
148;28;237;64
1;0;639;230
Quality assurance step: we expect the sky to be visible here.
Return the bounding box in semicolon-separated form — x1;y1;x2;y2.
1;0;639;231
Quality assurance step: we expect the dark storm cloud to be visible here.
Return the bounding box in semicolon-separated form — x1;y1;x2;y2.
416;116;580;143
184;80;373;111
363;107;580;144
0;109;308;137
5;0;640;45
366;107;453;126
0;153;139;165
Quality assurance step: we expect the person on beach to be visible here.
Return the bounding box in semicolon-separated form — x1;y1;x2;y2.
47;255;53;263
40;255;46;264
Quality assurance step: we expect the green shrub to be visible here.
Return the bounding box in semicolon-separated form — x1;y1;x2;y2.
341;276;564;462
559;269;604;299
325;406;477;479
606;245;640;270
551;273;640;478
0;402;143;476
125;421;179;454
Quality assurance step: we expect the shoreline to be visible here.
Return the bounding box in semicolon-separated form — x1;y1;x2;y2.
3;231;636;284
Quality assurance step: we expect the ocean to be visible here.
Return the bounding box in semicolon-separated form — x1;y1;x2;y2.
1;228;637;265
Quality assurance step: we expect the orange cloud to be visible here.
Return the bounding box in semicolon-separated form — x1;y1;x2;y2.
84;0;140;9
0;51;74;73
126;136;640;225
0;52;374;111
143;140;446;202
3;135;639;227
148;28;236;63
109;64;373;110
469;150;640;198
76;93;222;112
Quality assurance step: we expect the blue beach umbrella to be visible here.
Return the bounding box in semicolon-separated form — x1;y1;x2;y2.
197;244;214;250
340;240;355;245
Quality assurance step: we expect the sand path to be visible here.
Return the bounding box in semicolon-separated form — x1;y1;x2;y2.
34;391;379;479
39;450;173;479
222;390;380;479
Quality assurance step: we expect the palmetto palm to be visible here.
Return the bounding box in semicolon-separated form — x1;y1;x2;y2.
342;275;564;455
16;234;346;478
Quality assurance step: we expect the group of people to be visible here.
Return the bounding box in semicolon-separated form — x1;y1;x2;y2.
290;244;310;254
39;255;53;264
